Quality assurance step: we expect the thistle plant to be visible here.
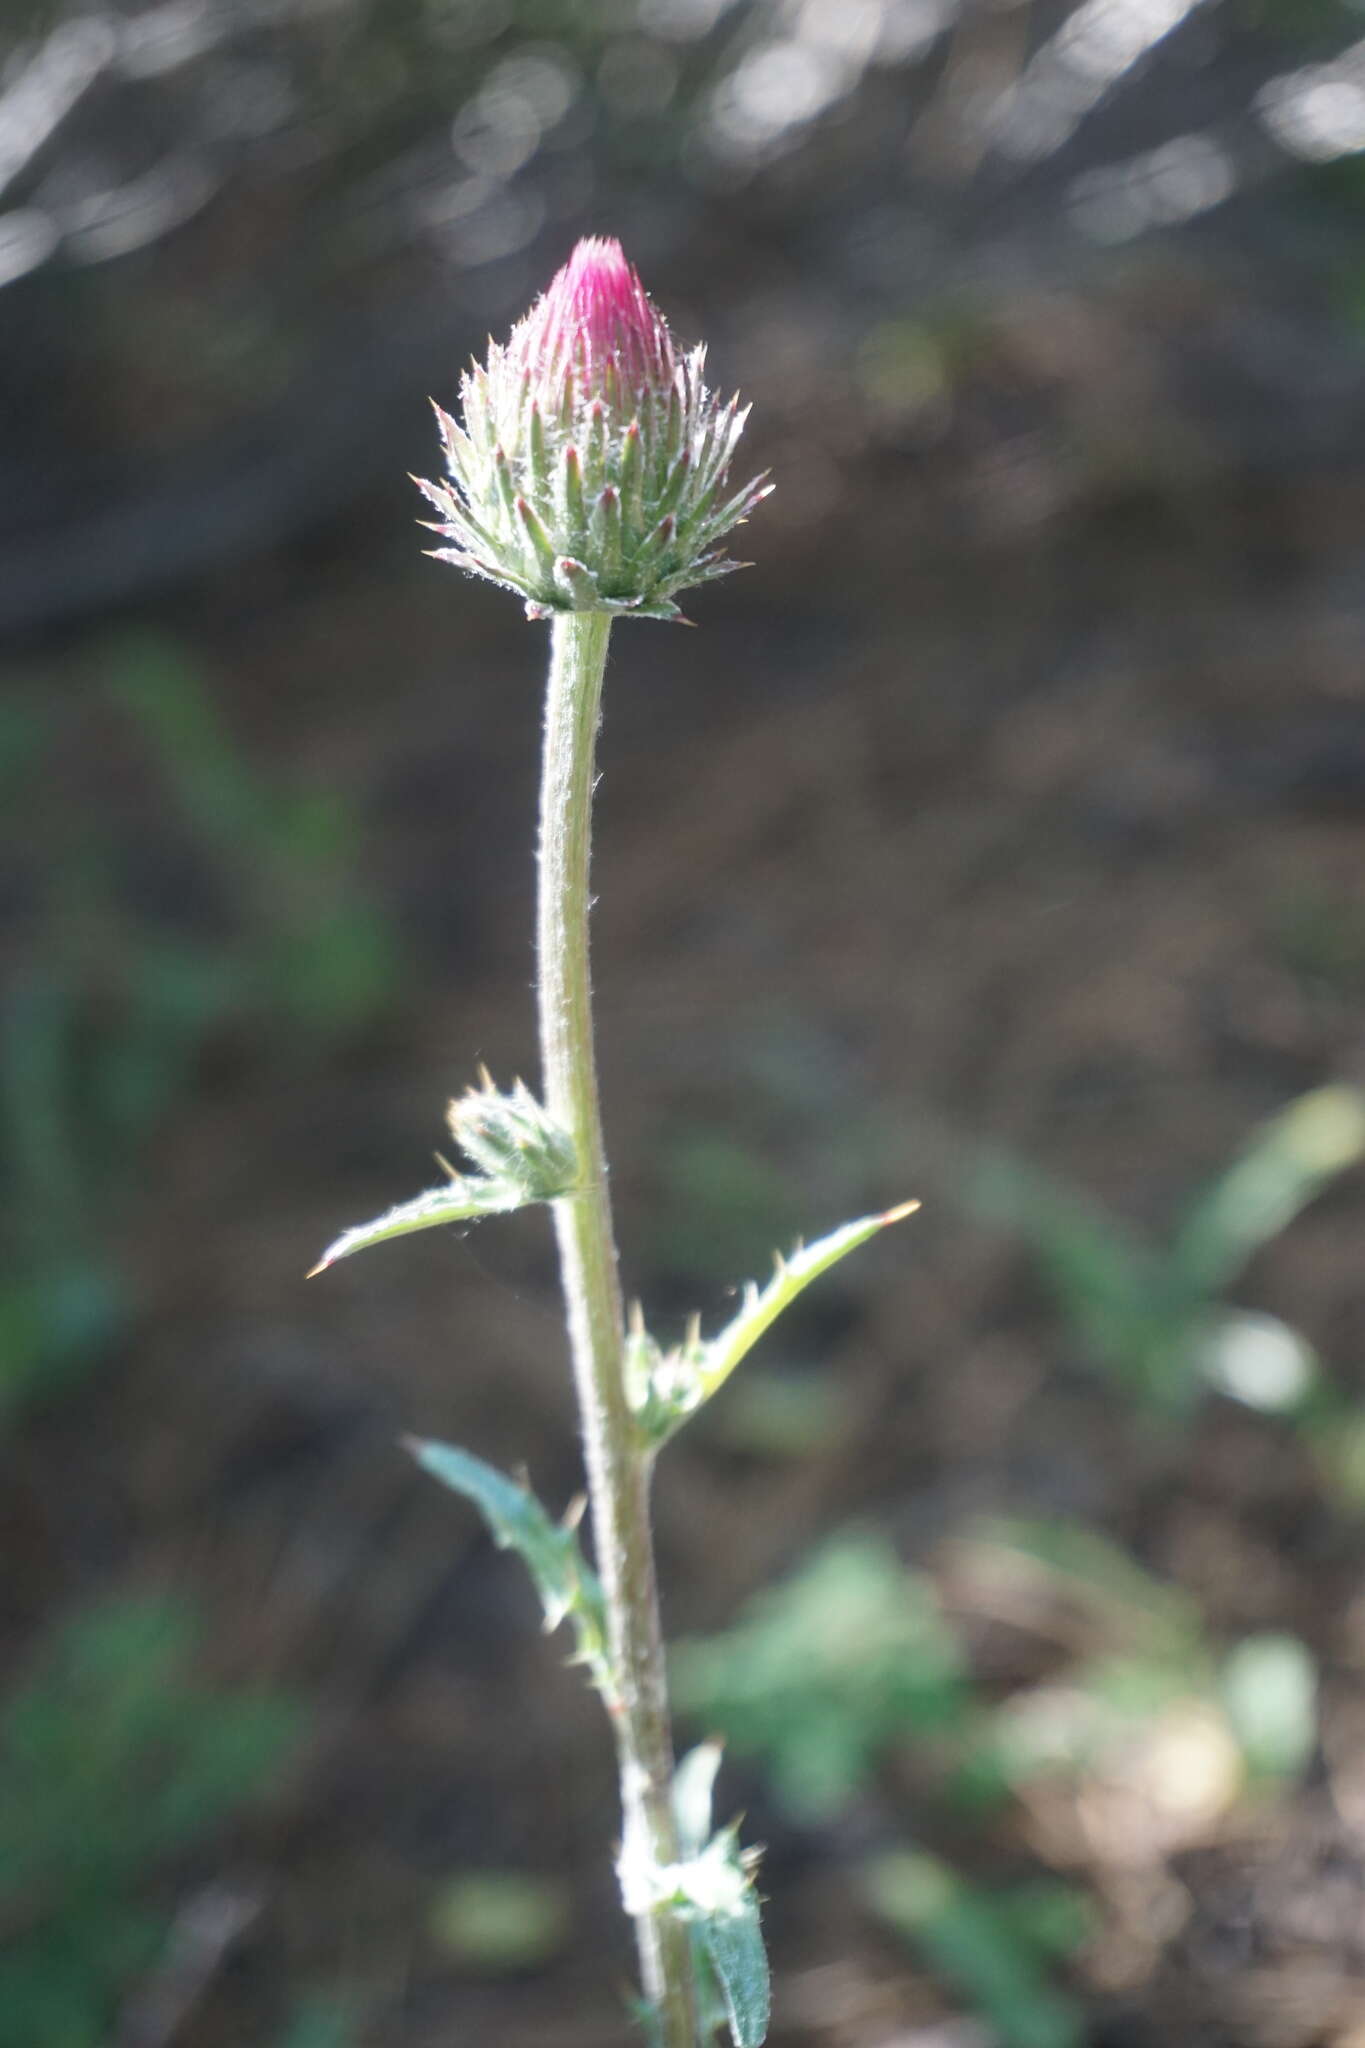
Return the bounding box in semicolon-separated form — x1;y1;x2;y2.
314;238;915;2047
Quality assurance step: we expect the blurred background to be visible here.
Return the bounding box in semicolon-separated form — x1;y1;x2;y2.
5;2;1365;2044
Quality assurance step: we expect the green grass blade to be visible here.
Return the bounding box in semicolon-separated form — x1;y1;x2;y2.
866;1851;1084;2048
1172;1084;1365;1297
965;1150;1159;1347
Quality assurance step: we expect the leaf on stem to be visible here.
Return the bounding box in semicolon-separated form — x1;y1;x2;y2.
408;1438;612;1697
309;1075;576;1273
626;1766;771;2048
673;1742;760;2047
632;1202;918;1448
662;1828;770;2048
673;1740;725;1858
309;1178;529;1273
702;1886;769;2048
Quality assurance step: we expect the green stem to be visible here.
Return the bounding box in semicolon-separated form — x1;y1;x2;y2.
537;611;697;2046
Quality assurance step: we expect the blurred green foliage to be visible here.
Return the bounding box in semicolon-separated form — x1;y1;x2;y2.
0;631;398;1420
865;1852;1089;2048
677;1523;1318;2046
964;1084;1365;1420
0;1594;302;2048
274;2002;362;2048
107;634;398;1042
672;1533;971;1824
1220;1633;1318;1784
1248;0;1364;36
700;1366;855;1459
1274;886;1365;998
651;1126;802;1287
978;1519;1318;1795
429;1869;572;1974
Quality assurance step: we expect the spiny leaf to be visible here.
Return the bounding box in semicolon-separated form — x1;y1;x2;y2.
309;1076;576;1273
699;1202;917;1403
308;1177;527;1274
640;1203;917;1447
626;1821;770;2048
702;1895;769;2048
668;1829;769;2048
408;1439;611;1695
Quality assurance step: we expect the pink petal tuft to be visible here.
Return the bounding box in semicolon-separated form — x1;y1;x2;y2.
509;236;674;400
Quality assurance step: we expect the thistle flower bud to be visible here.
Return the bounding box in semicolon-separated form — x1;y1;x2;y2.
417;237;771;621
447;1072;578;1203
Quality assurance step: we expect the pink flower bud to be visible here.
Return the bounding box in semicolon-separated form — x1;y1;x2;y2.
417;237;770;622
508;236;676;408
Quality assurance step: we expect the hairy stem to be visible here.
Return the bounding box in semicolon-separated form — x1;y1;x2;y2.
537;610;697;2045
